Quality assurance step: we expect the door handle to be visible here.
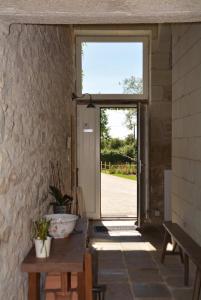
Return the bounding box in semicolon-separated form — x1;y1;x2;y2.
138;160;144;175
138;160;142;175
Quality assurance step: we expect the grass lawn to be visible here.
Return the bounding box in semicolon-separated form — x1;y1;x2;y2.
102;170;137;181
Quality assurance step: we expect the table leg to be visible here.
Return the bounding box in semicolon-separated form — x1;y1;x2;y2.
77;252;93;300
28;273;40;300
77;272;85;300
84;252;93;300
67;272;71;291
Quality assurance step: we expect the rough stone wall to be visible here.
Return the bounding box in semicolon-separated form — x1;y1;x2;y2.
149;25;172;223
0;23;74;299
172;23;201;245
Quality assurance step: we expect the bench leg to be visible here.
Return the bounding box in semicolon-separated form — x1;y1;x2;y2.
184;254;189;286
193;268;201;300
172;240;177;253
161;230;170;263
28;273;40;300
178;246;184;264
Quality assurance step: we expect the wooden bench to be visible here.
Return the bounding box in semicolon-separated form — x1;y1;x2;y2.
161;221;201;300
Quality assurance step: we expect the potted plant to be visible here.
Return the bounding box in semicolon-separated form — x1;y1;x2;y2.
32;217;52;258
49;185;73;214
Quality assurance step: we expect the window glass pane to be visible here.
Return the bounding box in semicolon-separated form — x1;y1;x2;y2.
82;42;143;94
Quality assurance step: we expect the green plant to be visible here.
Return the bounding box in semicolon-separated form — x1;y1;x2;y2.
32;217;51;241
49;185;73;206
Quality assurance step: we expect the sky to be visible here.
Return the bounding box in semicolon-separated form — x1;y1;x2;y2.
82;42;143;94
105;109;137;139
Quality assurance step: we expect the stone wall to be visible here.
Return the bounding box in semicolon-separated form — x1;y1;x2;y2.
0;23;74;299
172;23;201;245
149;24;172;223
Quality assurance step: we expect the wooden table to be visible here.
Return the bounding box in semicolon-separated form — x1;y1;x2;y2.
21;218;88;300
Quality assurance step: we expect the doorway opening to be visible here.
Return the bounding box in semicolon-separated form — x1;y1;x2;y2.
100;107;138;219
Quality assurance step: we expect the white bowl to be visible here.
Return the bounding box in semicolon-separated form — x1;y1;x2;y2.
45;214;78;239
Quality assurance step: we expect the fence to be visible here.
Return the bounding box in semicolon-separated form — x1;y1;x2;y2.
101;161;137;175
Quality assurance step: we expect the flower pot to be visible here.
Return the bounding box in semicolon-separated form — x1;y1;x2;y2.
34;236;52;258
53;204;71;214
45;214;78;238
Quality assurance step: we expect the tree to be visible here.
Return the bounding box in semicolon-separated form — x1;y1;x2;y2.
121;76;142;136
109;138;124;149
122;76;143;94
122;77;142;133
100;109;110;142
124;109;137;133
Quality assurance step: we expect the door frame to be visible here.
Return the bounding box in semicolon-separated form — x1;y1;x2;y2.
137;103;149;227
99;104;138;220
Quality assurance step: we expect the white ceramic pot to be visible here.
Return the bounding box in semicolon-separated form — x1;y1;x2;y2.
45;214;78;239
34;236;52;258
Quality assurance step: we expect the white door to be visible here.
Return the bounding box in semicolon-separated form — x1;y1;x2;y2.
77;105;100;219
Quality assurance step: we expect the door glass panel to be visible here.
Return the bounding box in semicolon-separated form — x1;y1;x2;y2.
82;42;143;95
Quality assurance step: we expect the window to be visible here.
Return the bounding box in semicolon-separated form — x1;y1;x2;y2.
76;34;149;100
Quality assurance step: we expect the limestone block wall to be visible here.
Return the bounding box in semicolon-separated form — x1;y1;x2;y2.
149;24;172;223
0;24;74;299
172;23;201;245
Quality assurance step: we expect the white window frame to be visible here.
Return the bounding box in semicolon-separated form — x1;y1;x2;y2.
75;31;150;101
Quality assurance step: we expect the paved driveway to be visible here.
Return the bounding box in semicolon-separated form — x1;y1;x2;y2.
101;173;137;218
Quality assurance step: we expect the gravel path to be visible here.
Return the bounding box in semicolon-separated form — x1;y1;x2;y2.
101;173;137;218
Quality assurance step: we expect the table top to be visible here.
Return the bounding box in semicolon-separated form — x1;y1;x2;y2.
21;218;88;273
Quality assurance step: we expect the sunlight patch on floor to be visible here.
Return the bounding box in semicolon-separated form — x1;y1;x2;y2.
92;242;122;251
108;231;141;237
101;220;136;226
92;241;156;252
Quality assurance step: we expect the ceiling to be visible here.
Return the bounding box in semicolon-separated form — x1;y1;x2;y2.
0;0;201;24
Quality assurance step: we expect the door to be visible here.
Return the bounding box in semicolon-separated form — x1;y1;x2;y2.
77;105;100;219
77;103;149;222
137;103;149;227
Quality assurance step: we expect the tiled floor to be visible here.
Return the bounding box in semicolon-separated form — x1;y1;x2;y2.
91;220;195;300
45;220;196;300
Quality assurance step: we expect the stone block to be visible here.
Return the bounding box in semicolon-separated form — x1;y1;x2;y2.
173;23;201;65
